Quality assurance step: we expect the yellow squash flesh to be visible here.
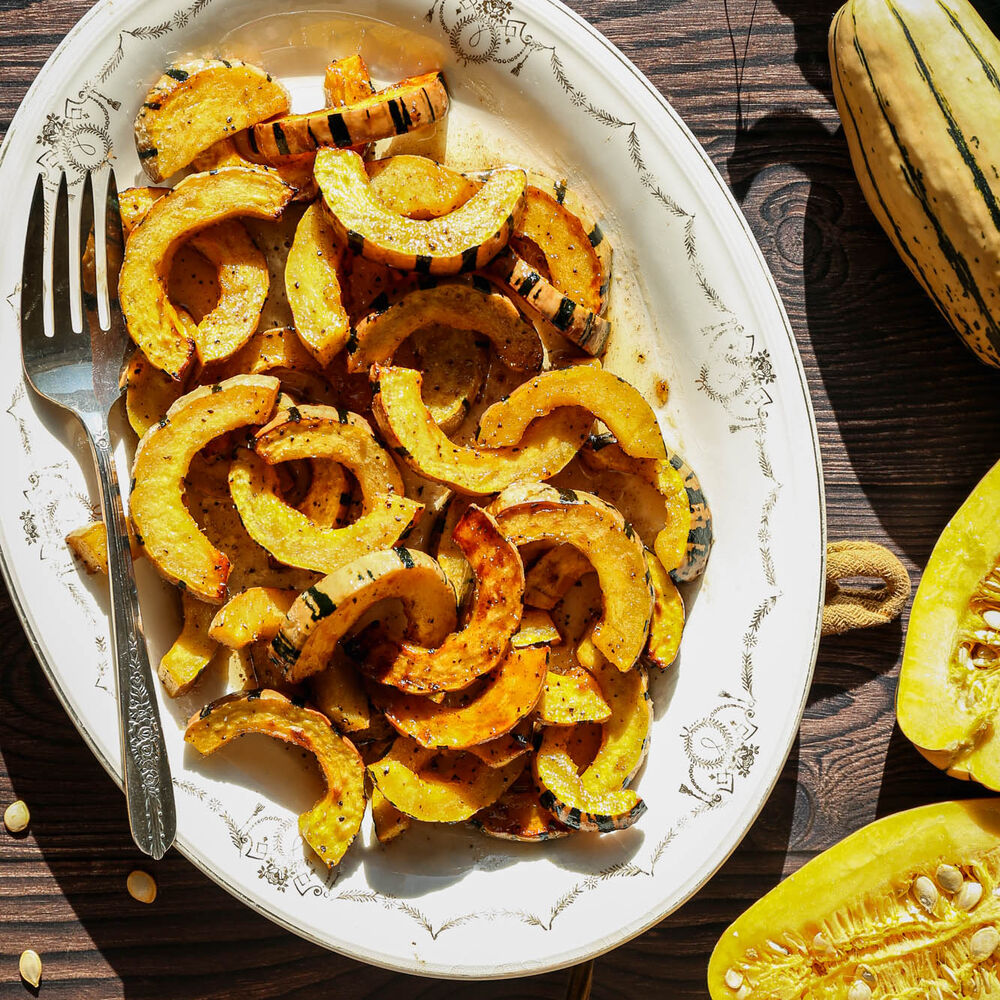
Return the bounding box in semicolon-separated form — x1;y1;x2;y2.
367;155;480;219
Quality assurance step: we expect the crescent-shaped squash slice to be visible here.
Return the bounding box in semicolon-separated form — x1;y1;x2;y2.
362;505;525;694
130;374;280;601
324;53;376;109
473;787;569;842
585;657;652;789
208;587;299;648
486;249;610;357
371;646;547;749
310;650;372;733
466;721;533;768
478;366;665;460
583;433;710;581
409;326;488;434
367;155;480;219
490;484;652;673
185;689;365;866
315;149;525;274
297;461;351;528
368;737;524;823
524;544;593;610
229;449;421;575
371;788;411;843
511;608;562;648
192;137;318;202
135;59;291;182
159;592;218;696
285;202;350;366
435;496;475;604
123;351;187;438
250;72;449;158
66;520;142;575
645;549;684;669
371;365;592;495
707;799;1000;999
270;548;457;683
119;168;292;378
347;279;542;373
536;667;612;726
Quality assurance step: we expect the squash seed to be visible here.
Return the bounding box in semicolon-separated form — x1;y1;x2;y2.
765;938;789;956
127;869;157;904
956;880;984;911
847;980;872;1000
914;875;939;912
3;799;29;833
982;609;1000;629
812;932;835;956
735;988;751;1000
969;926;1000;962
18;949;41;988
724;968;744;990
936;863;964;893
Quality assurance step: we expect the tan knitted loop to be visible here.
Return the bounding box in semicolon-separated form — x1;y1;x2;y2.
822;540;911;637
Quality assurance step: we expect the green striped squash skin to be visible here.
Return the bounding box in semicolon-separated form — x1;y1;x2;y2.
829;0;1000;367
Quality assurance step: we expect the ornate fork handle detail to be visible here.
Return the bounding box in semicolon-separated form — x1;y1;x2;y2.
88;429;176;859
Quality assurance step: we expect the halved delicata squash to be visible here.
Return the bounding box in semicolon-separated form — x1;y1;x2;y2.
135;59;291;182
118;168;292;378
285;202;350;366
645;549;684;669
208;587;298;648
707;799;1000;999
229;448;421;575
250;71;448;158
368;736;523;822
270;547;458;683
363;505;525;694
490;484;653;672
371;365;592;495
367;155;480;219
159;592;218;696
130;374;280;601
582;433;710;581
478;366;665;459
371;646;547;749
347;279;542;373
899;458;1000;788
185;689;365;866
487;249;610;357
315;149;526;274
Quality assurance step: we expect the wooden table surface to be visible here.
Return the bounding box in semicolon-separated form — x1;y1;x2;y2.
4;0;1000;996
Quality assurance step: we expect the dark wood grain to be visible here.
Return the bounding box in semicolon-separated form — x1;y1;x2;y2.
2;0;997;996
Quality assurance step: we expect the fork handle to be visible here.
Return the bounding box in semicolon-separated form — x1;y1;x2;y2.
89;430;176;860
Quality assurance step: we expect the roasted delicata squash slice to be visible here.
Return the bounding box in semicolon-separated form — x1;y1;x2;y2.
270;547;458;683
208;587;298;648
371;787;411;843
367;155;480;219
229;449;421;575
645;549;684;669
119;168;292;378
66;520;142;575
186;689;365;866
372;646;547;749
220;324;322;379
368;736;523;822
435;496;475;604
363;506;525;694
466;721;533;768
536;667;612;726
511;609;562;648
472;786;568;842
478;366;665;460
583;433;710;581
192;136;318;202
585;657;652;789
250;71;449;158
123;351;187;438
523;544;593;610
707;799;1000;999
490;484;653;672
135;59;291;182
160;593;218;696
315;149;526;274
310;649;372;733
899;458;1000;788
296;460;351;527
130;374;280;601
324;53;376;109
371;365;592;495
347;278;542;373
487;249;610;357
408;326;488;434
285;202;350;366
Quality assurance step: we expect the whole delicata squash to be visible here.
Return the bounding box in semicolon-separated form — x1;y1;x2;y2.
135;58;291;182
898;458;1000;788
315;149;526;274
477;366;666;460
347;279;543;373
250;71;449;159
185;689;365;866
270;547;458;683
129;374;280;601
371;364;592;495
490;484;653;673
118;168;292;379
708;799;1000;999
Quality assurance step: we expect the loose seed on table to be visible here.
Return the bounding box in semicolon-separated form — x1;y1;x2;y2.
936;864;964;893
127;870;157;904
914;875;939;912
969;926;1000;962
19;949;41;988
956;881;984;911
3;799;29;834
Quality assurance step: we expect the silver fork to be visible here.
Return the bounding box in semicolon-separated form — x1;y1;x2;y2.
20;169;176;860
